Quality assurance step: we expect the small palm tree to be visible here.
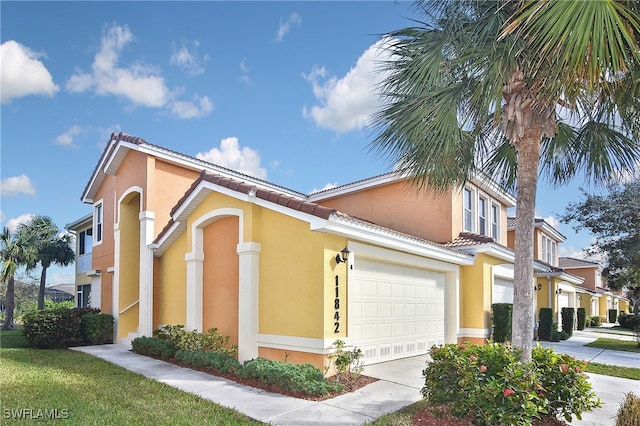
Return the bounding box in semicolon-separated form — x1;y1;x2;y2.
372;0;640;359
19;216;75;310
0;227;37;329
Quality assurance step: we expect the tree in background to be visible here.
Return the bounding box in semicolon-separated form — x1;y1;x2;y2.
0;227;37;330
561;179;640;313
18;216;75;310
371;0;640;359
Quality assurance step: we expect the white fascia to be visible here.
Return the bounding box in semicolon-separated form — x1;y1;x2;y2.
312;215;475;266
453;243;515;264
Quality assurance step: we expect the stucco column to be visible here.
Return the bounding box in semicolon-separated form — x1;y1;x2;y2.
113;223;121;337
237;242;260;362
185;251;204;331
445;270;460;343
138;211;155;337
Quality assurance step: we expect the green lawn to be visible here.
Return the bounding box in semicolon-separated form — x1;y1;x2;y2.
0;329;263;425
585;362;640;380
585;337;640;353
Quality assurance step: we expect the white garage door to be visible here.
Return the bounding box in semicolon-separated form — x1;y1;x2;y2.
493;278;514;304
350;257;446;364
558;293;569;324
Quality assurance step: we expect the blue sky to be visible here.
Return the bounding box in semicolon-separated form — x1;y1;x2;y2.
1;1;595;285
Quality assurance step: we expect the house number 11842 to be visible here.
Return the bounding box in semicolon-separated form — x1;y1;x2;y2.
334;275;340;333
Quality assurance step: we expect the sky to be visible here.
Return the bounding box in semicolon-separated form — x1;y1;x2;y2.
1;1;598;286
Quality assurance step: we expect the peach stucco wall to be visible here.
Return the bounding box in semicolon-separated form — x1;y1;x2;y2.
202;216;240;345
318;181;457;243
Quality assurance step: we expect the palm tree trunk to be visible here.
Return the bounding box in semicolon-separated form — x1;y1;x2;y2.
38;266;47;310
2;275;16;330
511;131;542;361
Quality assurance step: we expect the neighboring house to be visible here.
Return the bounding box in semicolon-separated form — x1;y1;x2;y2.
66;213;97;308
558;257;630;321
45;284;75;303
507;218;585;326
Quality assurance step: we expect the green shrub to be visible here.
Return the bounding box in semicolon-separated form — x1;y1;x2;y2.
589;315;604;327
618;313;640;331
174;349;240;374
154;325;237;357
326;339;364;382
561;307;574;336
237;358;343;396
491;303;513;343
616;392;640;426
421;342;600;425
577;308;586;330
80;313;114;344
538;308;553;341
609;309;618;323
131;336;177;359
22;307;99;348
532;346;600;421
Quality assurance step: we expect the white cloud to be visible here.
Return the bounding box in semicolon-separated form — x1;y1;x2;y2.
170;41;207;76
542;215;561;230
196;137;267;179
310;182;339;193
269;160;281;169
239;59;251;85
48;270;76;285
302;37;394;133
5;213;36;234
66;24;170;108
54;125;83;148
1;40;59;103
0;175;36;197
170;95;213;119
275;13;302;43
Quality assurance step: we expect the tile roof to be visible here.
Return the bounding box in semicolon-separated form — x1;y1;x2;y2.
443;232;496;248
558;257;600;268
155;171;470;262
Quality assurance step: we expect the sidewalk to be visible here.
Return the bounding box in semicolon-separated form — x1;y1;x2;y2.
73;328;638;425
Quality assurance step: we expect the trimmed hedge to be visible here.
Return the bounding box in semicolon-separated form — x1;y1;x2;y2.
81;313;114;344
174;349;240;374
538;308;553;341
491;303;512;343
561;307;575;336
576;308;586;330
22;307;111;349
609;309;618;324
131;336;177;359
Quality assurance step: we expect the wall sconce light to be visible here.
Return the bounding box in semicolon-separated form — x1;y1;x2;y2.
556;288;562;295
335;247;350;264
534;283;542;291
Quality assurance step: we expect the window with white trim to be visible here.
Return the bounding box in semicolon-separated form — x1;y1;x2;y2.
478;197;487;235
463;188;474;232
94;202;103;244
491;204;499;240
541;235;557;265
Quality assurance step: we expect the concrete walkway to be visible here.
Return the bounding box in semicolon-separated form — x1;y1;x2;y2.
73;328;639;425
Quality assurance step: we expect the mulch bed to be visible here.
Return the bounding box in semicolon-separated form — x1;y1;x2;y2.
163;356;378;401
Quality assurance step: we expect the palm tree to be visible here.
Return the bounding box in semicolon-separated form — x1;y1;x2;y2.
19;216;75;310
372;0;640;360
0;227;37;329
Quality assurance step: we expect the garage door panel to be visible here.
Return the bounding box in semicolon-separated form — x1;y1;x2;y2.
351;257;446;364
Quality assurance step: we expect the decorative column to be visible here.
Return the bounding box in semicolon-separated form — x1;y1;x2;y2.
185;251;204;331
237;242;260;362
138;211;155;336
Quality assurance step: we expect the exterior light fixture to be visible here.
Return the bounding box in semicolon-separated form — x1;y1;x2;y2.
556;288;562;295
335;247;350;264
534;283;542;291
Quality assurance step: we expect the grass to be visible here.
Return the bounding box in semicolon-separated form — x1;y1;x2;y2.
585;338;640;353
0;329;263;425
585;362;640;381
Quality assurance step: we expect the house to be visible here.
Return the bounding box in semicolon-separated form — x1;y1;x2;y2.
507;218;585;326
73;132;488;368
72;132;603;369
558;257;630;321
